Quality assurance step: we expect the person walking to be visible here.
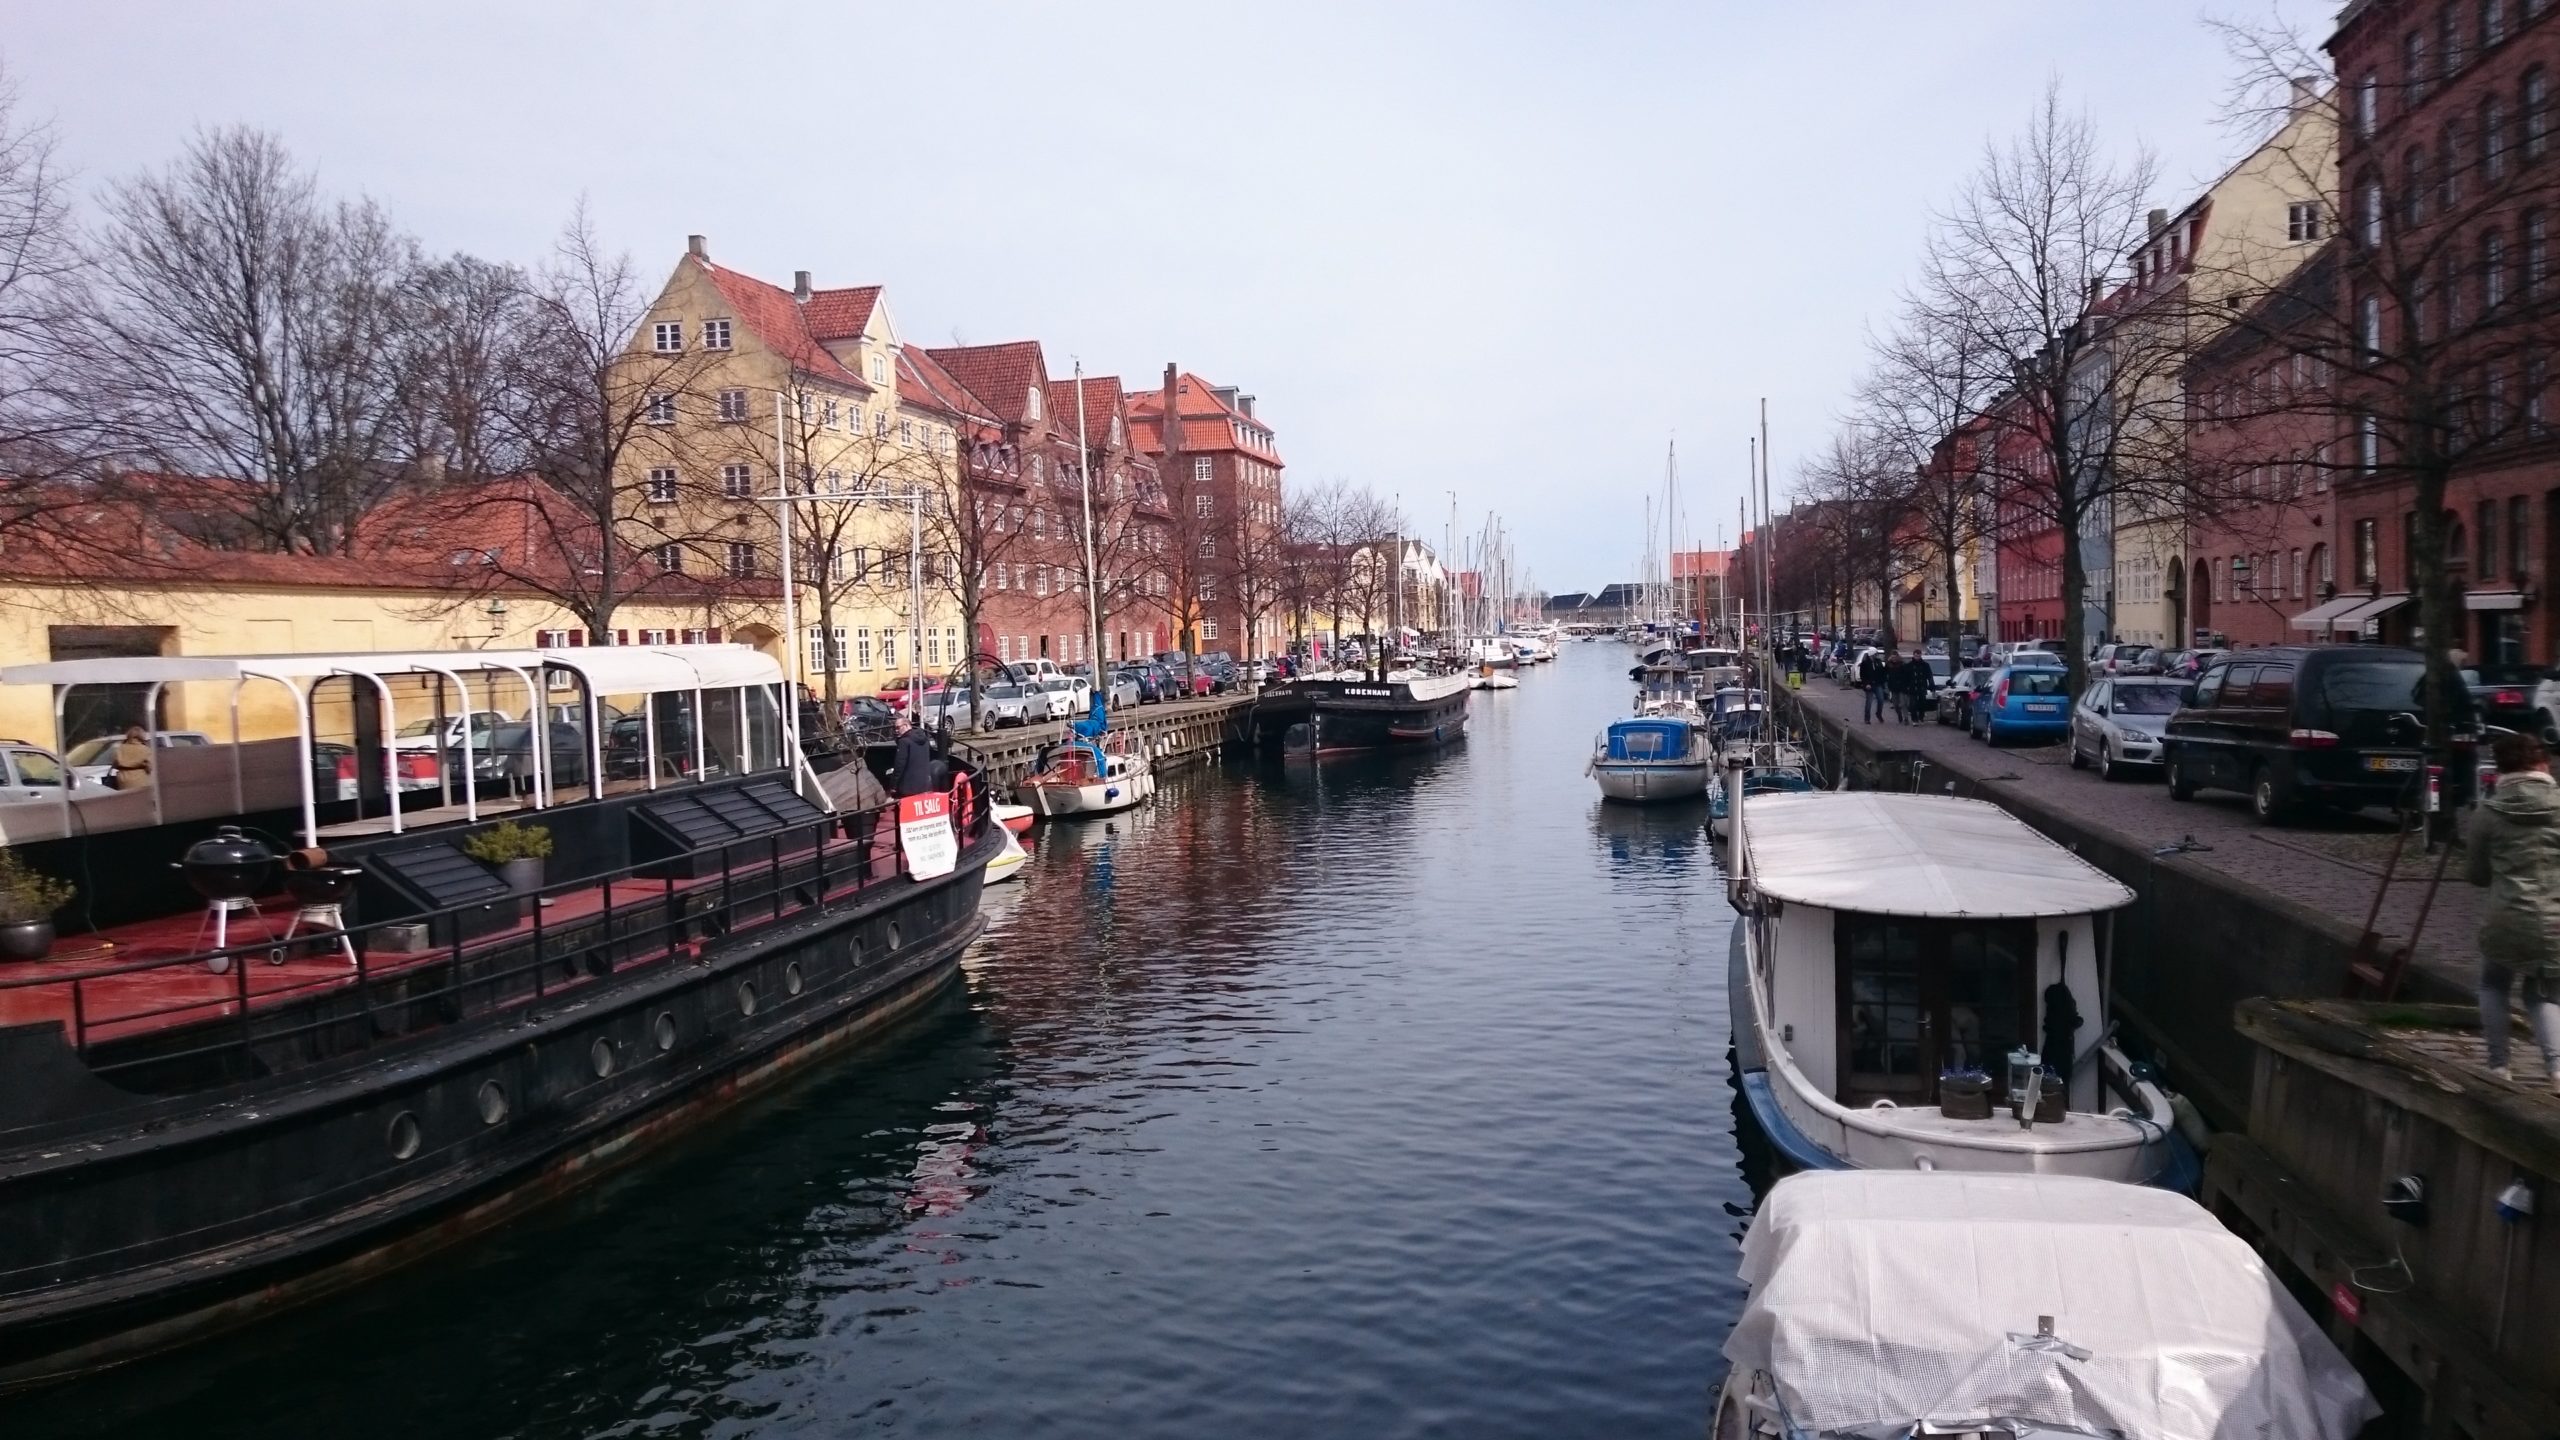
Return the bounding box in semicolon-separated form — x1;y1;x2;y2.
1900;652;1933;724
1859;647;1890;724
2465;732;2560;1089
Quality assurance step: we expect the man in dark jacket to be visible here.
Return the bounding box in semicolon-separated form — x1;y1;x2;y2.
1899;653;1934;723
890;712;937;798
1859;648;1891;723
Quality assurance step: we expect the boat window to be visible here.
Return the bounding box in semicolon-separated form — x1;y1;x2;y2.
1837;915;2037;1105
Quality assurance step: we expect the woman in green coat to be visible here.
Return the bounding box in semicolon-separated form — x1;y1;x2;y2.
2465;732;2560;1089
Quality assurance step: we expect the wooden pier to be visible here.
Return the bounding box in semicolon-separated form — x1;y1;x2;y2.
946;695;1258;792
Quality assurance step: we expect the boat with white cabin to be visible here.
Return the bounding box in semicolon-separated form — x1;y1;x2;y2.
1017;736;1154;818
1726;784;2194;1187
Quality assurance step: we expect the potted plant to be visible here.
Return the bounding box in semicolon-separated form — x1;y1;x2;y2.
0;850;76;962
1937;1067;1993;1121
464;819;553;900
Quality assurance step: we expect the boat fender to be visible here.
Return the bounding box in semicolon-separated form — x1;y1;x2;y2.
2168;1091;2212;1154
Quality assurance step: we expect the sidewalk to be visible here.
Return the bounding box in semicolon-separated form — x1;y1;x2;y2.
1785;675;2481;1002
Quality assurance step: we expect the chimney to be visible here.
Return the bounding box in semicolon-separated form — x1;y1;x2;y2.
687;234;707;260
792;270;812;303
1239;394;1256;417
2147;208;2168;236
1162;364;1180;460
2088;276;2106;305
2289;74;2320;117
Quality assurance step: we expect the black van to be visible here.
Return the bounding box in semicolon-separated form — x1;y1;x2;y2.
2160;644;2477;821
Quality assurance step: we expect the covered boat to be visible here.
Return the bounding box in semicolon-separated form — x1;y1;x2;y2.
1712;1171;2378;1440
1589;716;1712;803
1726;785;2193;1187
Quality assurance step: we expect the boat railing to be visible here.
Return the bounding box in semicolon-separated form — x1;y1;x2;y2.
0;775;992;1094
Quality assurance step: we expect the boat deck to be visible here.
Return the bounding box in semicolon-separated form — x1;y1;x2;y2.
0;829;892;1050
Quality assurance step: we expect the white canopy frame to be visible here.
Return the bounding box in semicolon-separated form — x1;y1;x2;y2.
0;644;810;846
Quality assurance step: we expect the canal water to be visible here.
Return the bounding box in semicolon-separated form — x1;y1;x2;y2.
23;646;1761;1440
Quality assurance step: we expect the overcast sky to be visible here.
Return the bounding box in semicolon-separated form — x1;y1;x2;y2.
5;0;2337;593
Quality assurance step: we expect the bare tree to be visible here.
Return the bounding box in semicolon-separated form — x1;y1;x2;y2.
1278;481;1340;653
431;207;739;638
1863;306;2007;652
1223;489;1289;668
1913;84;2168;694
1332;487;1407;679
88;127;422;554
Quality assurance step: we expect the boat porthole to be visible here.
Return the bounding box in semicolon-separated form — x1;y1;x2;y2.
387;1111;422;1160
590;1036;616;1077
738;980;759;1017
476;1080;509;1126
653;1011;676;1051
887;922;902;951
784;961;804;996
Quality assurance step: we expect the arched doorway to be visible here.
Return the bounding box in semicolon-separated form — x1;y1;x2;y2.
2189;558;2212;641
731;623;784;675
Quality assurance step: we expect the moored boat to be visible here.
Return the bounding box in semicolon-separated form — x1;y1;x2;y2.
1589;716;1713;803
1711;1170;2378;1440
1725;783;2195;1187
1018;737;1154;818
1254;673;1472;756
0;644;997;1389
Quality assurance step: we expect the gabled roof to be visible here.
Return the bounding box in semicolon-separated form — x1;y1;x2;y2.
801;285;881;342
693;260;871;391
921;341;1049;426
1125;372;1281;463
1042;375;1127;440
897;346;995;424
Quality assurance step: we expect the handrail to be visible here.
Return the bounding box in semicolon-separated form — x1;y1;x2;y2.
1;767;993;1087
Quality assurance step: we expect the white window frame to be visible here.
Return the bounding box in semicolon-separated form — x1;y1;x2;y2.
645;467;678;504
727;541;756;577
654;542;683;574
1194;494;1215;518
652;321;683;354
2286;201;2321;242
722;463;753;499
701;318;732;351
717;388;749;423
1192;456;1212;483
644;392;675;426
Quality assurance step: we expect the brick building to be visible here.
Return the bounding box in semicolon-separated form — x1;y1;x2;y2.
1126;370;1285;659
2325;0;2560;665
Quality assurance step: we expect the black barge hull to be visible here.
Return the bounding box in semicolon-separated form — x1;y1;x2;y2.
0;819;997;1390
1254;678;1471;756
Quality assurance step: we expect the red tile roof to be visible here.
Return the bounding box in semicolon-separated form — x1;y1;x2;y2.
1124;372;1281;463
694;260;870;392
801;285;881;342
1042;375;1126;440
896;347;995;423
921;342;1049;426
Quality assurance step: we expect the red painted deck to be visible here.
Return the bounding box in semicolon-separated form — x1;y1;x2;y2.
0;832;894;1051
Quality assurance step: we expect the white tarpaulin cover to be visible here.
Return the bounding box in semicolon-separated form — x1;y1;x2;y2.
1724;1172;2378;1440
1742;792;2133;918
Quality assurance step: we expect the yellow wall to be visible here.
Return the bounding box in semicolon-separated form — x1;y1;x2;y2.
0;580;716;748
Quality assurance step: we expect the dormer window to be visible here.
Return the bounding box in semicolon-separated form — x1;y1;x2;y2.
870;354;887;384
1027;386;1044;422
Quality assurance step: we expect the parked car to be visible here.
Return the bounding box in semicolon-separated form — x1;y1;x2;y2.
837;695;898;744
2090;643;2143;675
1968;664;2072;745
2162;648;2226;680
1834;646;1879;686
62;729;213;787
2119;646;2166;676
873;677;946;711
980;682;1035;728
2466;662;2543;735
1029;676;1082;722
2004;650;2065;670
476;720;591;788
1114;665;1165;704
2161;644;2478;822
918;686;978;731
2069;677;2185;780
387;710;512;754
0;742;73;803
1939;667;1993;725
1916;654;1956;716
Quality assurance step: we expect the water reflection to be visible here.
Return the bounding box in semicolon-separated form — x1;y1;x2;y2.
1589;795;1714;877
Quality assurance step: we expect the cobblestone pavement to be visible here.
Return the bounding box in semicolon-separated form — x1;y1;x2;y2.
1785;676;2484;997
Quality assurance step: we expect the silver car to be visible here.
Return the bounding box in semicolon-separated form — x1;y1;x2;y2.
2069;677;2184;780
979;682;1034;728
918;687;977;731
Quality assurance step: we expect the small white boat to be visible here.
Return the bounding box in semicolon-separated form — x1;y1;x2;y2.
1472;671;1519;691
1018;738;1155;818
983;825;1029;884
1727;786;2194;1186
1589;715;1713;802
1467;638;1520;669
990;802;1034;836
1711;1171;2378;1440
1510;636;1554;664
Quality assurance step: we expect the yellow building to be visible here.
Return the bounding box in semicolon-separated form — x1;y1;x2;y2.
619;239;968;702
2107;91;2336;649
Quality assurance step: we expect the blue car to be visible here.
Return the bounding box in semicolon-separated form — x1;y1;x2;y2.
1968;663;2072;744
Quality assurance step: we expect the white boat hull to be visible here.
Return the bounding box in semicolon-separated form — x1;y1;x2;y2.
1591;760;1713;803
1020;764;1155;817
983;826;1029;884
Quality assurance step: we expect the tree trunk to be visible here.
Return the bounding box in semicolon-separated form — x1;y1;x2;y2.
2410;467;2459;842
